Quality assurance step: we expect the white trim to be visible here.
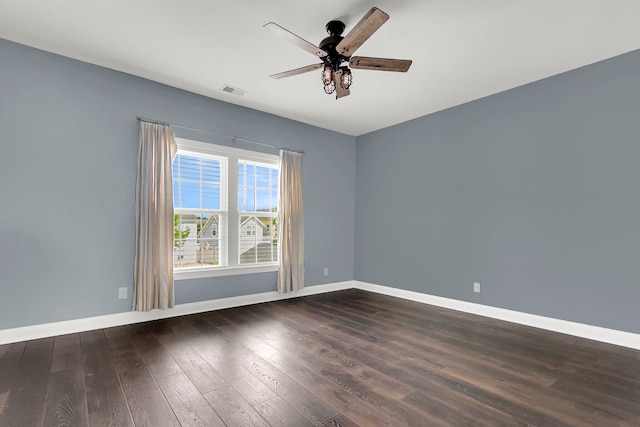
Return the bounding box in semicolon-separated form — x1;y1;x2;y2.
0;281;355;345
174;264;277;280
354;281;640;350
175;137;278;164
2;280;638;350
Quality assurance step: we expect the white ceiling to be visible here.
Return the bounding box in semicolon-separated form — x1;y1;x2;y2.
1;0;639;136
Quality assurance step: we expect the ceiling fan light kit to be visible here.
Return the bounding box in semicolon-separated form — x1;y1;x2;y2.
264;7;412;99
321;64;352;95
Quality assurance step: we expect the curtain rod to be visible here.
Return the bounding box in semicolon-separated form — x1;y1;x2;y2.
136;116;304;153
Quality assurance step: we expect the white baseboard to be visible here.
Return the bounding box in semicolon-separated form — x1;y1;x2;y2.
2;280;638;351
0;281;355;345
354;281;640;350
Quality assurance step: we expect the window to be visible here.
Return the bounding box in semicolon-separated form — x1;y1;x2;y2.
172;138;279;279
238;159;279;265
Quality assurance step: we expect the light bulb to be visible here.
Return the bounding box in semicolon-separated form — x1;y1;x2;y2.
321;65;334;85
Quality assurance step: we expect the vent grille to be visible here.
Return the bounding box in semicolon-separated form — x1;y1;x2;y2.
220;85;247;96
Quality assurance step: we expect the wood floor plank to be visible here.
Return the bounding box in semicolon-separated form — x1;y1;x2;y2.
401;389;525;427
50;334;83;372
127;325;183;379
81;330;134;427
0;338;53;426
43;334;89;427
222;363;278;407
288;365;405;427
0;342;25;416
221;323;303;374
105;327;181;427
320;414;360;427
551;373;640;422
158;340;228;394
230;315;416;405
116;363;181;427
43;369;88;427
439;362;592;426
233;347;340;425
156;372;225;426
188;336;278;406
253;396;315;427
256;325;415;403
204;385;271;427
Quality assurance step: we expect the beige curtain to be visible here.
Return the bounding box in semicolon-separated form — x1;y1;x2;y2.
277;149;304;293
133;121;177;311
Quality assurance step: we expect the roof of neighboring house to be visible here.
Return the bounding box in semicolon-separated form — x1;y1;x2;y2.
240;215;267;229
197;216;218;239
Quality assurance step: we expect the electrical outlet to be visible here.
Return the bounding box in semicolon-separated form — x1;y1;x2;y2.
119;287;128;299
323;267;329;276
473;282;480;293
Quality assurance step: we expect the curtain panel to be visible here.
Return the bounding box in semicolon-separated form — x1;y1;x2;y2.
133;121;177;311
277;149;304;293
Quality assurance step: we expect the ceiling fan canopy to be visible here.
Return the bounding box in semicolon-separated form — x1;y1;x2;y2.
264;7;412;99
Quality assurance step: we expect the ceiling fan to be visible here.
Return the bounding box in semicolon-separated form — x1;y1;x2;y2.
264;7;412;99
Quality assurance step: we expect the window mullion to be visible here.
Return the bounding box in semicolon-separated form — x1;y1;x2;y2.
228;153;239;267
199;157;203;210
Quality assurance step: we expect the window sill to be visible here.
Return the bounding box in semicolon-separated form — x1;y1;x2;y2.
174;264;278;280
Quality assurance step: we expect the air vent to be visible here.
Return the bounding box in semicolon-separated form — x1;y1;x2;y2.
220;85;247;96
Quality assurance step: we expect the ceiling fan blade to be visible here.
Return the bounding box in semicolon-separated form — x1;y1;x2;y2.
336;7;389;57
350;56;412;72
264;22;328;57
334;69;350;99
269;63;324;79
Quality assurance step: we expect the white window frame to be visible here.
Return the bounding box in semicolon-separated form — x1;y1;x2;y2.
173;138;279;280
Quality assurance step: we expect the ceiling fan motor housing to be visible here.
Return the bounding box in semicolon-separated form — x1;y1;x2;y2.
320;20;348;68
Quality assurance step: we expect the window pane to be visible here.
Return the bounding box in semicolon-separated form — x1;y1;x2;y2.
173;148;226;271
174;180;201;209
178;155;201;181
173;213;195;268
202;158;221;183
174;155;221;210
245;164;255;186
239;188;255;211
202;183;220;210
173;213;220;268
239;215;257;264
238;160;278;214
239;215;277;265
257;241;276;263
256;165;270;188
256;189;271;211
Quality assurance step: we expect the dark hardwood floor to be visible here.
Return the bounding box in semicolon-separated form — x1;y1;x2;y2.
1;289;639;426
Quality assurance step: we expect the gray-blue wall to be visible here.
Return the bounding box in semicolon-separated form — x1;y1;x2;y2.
2;35;639;336
0;38;355;330
355;49;640;334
